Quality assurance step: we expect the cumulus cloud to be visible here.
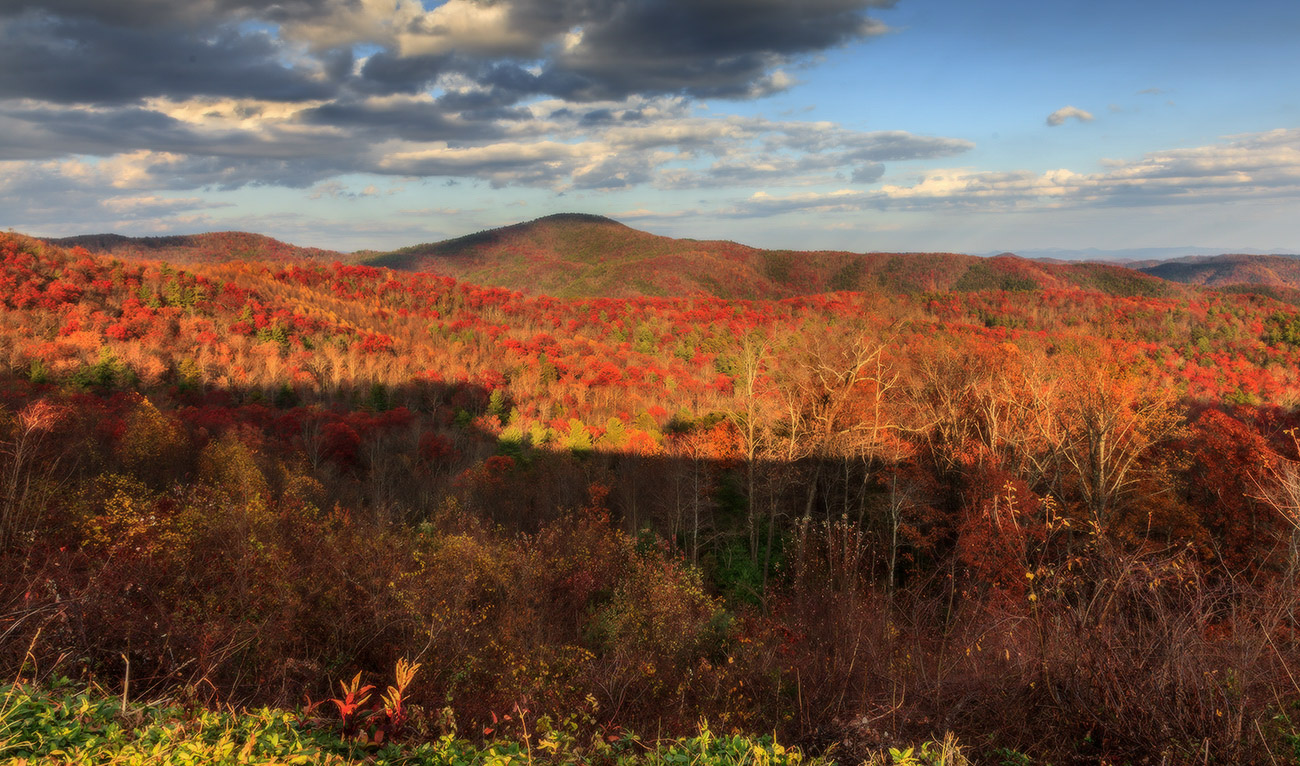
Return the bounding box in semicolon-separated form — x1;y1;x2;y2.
1046;105;1094;126
875;128;1300;209
0;86;972;209
0;0;945;227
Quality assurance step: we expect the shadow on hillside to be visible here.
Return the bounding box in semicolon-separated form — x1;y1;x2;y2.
5;370;1300;765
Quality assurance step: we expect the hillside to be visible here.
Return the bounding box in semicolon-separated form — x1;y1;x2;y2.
43;230;346;265
365;213;1177;299
6;229;1300;762
1137;252;1300;288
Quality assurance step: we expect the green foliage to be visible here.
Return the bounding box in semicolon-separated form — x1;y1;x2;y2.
2;680;347;765
367;382;392;412
976;310;1025;330
72;348;130;392
762;252;794;285
487;389;508;419
706;538;762;606
537;354;560;387
176;357;202;392
274;382;300;408
633;324;657;355
599;417;628;450
828;260;865;292
139;282;162;308
560;418;593;455
27;358;49;385
954;262;1037;293
1071;264;1171;297
256;321;290;349
0;681;850;766
1224;387;1260;407
1262;311;1300;347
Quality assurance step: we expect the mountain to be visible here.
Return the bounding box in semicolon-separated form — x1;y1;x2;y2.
363;213;1176;299
42;231;345;265
1135;253;1300;289
991;245;1297;262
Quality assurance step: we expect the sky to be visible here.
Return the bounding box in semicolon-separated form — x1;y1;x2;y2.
1;0;1298;255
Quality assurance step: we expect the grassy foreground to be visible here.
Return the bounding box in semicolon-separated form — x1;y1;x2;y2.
0;681;968;766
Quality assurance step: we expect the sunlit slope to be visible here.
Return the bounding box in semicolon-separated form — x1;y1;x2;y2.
43;231;346;265
1138;253;1300;289
365;213;1178;299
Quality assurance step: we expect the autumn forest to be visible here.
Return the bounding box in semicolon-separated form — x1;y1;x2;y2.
5;217;1300;764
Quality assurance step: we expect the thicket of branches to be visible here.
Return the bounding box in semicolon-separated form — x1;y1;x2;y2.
3;232;1300;763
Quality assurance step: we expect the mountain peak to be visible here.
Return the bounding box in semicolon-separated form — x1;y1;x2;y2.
361;214;1176;300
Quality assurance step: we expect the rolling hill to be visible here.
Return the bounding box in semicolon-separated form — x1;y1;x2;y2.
362;213;1177;299
40;217;1300;302
42;230;345;265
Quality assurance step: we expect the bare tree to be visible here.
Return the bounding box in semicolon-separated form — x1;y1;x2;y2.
726;330;772;567
0;400;67;549
1057;363;1181;534
1253;431;1300;591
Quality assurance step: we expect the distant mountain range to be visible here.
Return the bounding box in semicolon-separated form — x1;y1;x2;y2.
1131;253;1300;286
992;246;1299;262
34;214;1300;298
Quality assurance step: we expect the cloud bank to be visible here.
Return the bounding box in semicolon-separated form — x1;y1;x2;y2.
0;0;989;231
627;128;1300;219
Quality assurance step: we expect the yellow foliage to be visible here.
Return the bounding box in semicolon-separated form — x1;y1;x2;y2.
197;431;270;507
79;473;164;553
118;397;187;478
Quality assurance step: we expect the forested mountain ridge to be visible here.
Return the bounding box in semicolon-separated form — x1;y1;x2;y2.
5;228;1300;763
1137;252;1300;289
364;213;1181;299
40;214;1241;301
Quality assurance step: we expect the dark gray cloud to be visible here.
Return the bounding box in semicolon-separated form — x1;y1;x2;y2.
539;0;892;99
0;102;362;171
356;52;446;95
0;0;335;29
0;106;197;159
298;98;512;143
0;14;338;105
1;0;896;104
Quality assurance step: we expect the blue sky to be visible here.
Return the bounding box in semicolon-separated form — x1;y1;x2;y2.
1;0;1296;255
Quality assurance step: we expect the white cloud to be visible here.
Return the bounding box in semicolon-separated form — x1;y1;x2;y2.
868;129;1300;209
628;128;1300;220
396;0;536;57
1046;105;1094;126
